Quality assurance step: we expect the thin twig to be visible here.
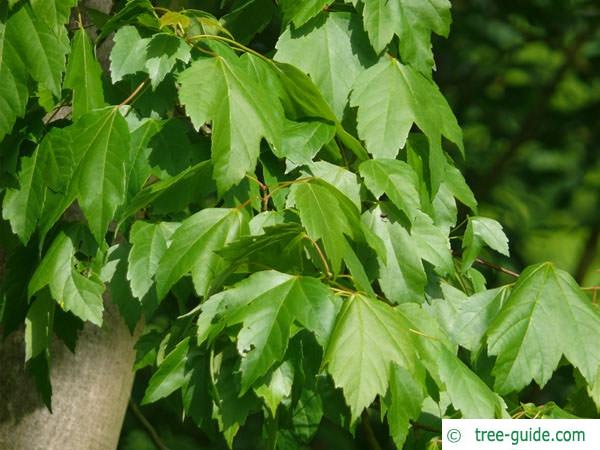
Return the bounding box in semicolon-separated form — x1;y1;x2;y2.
245;174;267;191
475;259;600;294
245;175;270;211
512;409;527;419
410;420;442;434
474;257;520;278
187;34;273;65
235;196;258;211
330;287;353;297
303;235;332;278
450;217;469;236
118;79;149;108
129;400;170;450
454;259;473;295
42;98;70;125
194;44;218;58
126;81;152;111
262;176;315;206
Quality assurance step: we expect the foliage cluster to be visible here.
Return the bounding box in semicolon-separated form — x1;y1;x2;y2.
1;1;599;448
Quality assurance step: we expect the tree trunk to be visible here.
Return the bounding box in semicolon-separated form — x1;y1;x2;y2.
0;304;138;450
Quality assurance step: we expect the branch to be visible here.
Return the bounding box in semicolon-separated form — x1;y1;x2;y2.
474;257;520;278
410;420;442;434
128;400;170;450
475;28;593;199
43;98;71;125
303;235;332;278
474;258;600;296
453;251;521;278
117;79;149;108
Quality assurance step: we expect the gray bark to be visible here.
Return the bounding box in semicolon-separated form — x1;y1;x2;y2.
0;304;138;450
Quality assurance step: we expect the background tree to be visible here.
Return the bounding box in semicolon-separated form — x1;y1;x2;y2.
437;0;600;289
1;1;599;450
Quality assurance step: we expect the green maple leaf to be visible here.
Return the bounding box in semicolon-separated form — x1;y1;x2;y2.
29;0;77;32
3;127;82;244
125;118;162;199
39;108;132;243
461;216;510;270
0;12;29;141
9;5;68;97
360;159;421;222
444;163;478;212
28;232;104;326
401;303;506;418
178;53;283;193
2;149;48;244
275;12;376;119
429;184;458;233
274;62;337;122
435;342;506;417
119;160;213;221
64;28;106;120
305;161;362;208
216;223;306;279
197;271;339;391
290;388;323;442
385;364;425;448
431;284;507;352
487;263;600;394
290;179;365;274
142;338;191;404
254;360;294;416
350;0;398;53
395;0;451;74
110;28;189;88
25;292;54;361
109;25;149;83
411;211;454;275
363;209;426;304
155;208;248;300
279;120;335;167
181;350;212;426
145;33;190;88
351;0;451;74
0;4;69;140
279;0;334;27
323;294;425;422
214;351;261;445
102;243;141;333
350;56;462;181
127;221;180;300
275;61;370;162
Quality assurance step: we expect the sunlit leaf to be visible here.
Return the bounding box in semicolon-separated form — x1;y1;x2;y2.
179;53;284;192
487;263;600;394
